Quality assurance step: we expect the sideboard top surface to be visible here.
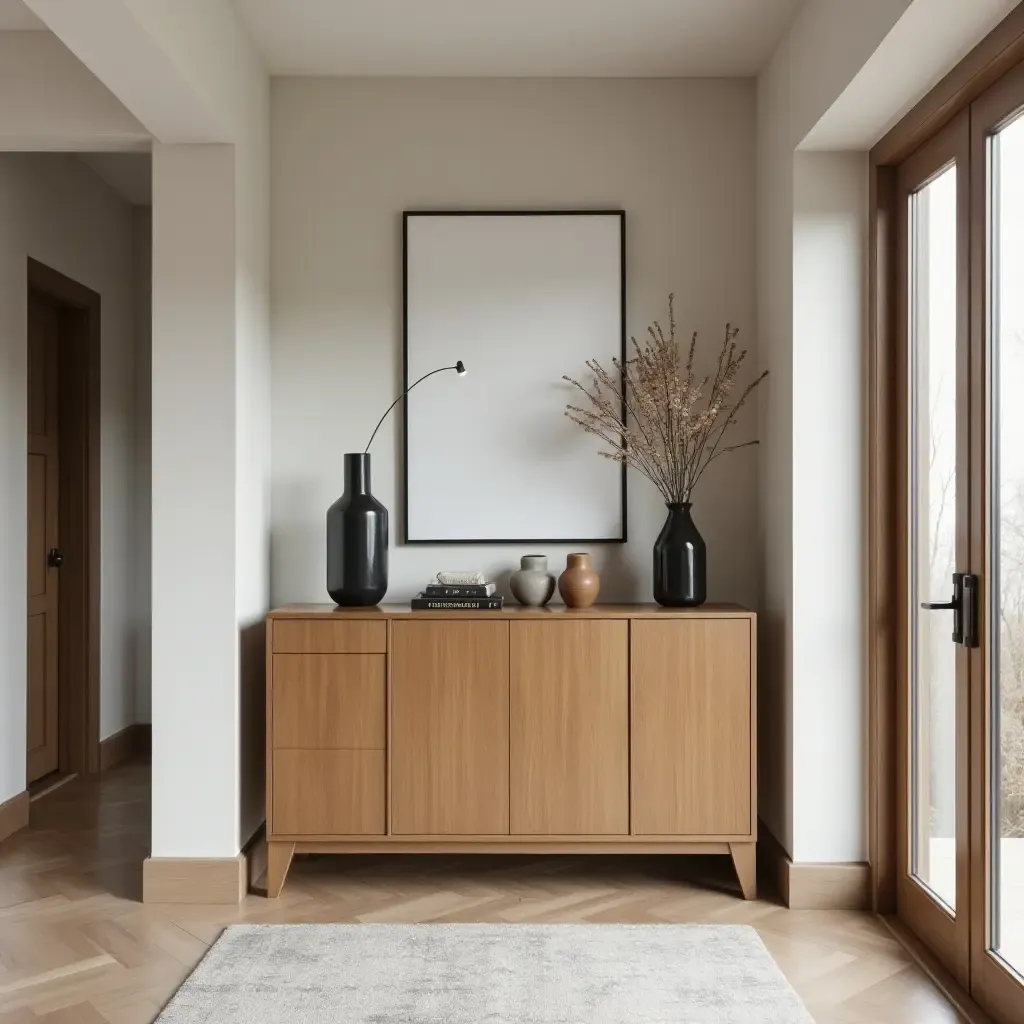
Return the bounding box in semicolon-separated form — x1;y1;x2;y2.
268;603;755;620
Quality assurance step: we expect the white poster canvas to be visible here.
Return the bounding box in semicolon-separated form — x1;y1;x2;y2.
404;212;625;542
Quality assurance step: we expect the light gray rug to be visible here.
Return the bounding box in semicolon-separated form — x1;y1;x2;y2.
157;923;814;1023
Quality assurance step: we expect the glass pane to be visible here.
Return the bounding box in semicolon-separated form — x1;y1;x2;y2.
990;110;1024;975
909;164;959;911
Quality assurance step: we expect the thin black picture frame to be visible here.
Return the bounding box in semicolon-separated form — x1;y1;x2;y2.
401;208;628;545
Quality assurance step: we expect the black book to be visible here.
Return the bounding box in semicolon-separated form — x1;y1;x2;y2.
411;595;503;610
424;583;496;597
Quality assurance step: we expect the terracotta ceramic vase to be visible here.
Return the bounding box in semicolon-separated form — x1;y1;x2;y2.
558;552;600;608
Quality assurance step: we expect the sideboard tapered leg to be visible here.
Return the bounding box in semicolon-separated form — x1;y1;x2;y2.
266;842;295;899
729;842;757;900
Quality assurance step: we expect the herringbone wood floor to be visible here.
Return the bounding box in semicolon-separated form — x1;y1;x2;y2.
0;762;961;1023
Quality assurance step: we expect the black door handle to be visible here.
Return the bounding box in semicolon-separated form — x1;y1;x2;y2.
920;571;979;647
47;548;64;569
921;572;964;644
962;573;979;648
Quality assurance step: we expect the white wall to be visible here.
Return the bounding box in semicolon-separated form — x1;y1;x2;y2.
132;205;152;724
140;1;269;862
791;151;867;861
0;152;141;805
151;142;239;858
271;77;758;608
756;0;906;865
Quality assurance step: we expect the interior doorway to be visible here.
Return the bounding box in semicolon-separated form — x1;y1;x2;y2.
26;258;101;783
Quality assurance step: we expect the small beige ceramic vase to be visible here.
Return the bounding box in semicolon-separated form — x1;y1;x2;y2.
558;552;600;608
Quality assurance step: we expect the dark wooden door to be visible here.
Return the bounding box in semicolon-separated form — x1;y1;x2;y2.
27;291;60;783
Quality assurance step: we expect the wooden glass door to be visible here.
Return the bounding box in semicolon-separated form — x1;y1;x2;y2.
894;57;1024;1021
969;58;1024;1021
896;109;972;986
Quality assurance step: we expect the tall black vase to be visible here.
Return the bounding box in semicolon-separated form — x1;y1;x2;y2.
326;453;388;606
653;502;706;607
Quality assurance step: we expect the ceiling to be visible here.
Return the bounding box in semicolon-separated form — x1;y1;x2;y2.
0;0;43;30
230;0;803;77
78;153;152;206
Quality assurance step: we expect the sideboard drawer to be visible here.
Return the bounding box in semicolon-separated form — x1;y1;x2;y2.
273;654;385;749
272;618;387;654
273;749;385;835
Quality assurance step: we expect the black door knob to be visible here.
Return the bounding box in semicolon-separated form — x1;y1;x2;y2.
47;548;64;569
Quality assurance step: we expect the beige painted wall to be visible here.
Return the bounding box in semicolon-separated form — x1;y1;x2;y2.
0;32;148;151
0;153;141;804
270;77;759;607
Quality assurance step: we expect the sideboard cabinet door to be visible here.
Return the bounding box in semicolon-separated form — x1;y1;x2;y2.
631;619;752;836
510;620;628;835
391;620;510;835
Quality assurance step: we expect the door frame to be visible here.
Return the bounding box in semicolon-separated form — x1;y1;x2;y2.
870;0;1024;912
891;109;972;988
967;55;1024;1023
27;258;101;776
868;3;1024;1020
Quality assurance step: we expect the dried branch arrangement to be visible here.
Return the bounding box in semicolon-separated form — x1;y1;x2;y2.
563;295;767;504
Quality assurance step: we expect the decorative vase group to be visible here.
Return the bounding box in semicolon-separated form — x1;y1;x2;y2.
327;453;388;606
510;555;556;607
653;502;707;607
324;459;706;610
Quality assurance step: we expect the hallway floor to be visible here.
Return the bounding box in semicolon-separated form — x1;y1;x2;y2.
0;763;961;1023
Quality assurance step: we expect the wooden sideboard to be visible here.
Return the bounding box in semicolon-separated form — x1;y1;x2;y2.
264;603;757;898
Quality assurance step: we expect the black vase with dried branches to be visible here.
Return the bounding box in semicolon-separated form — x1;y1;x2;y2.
563;295;767;606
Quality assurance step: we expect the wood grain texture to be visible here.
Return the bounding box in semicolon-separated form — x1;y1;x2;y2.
29;259;103;779
966;57;1024;1024
294;841;732;854
760;819;870;910
271;603;754;620
882;917;998;1024
729;843;757;901
2;764;967;1024
272;654;385;749
26;292;60;784
266;841;295;899
509;620;628;835
391;620;510;835
869;13;1024;1020
787;861;871;911
893;112;972;990
142;855;246;904
272;618;387;654
0;789;29;844
280;832;749;843
631;619;751;836
272;750;385;835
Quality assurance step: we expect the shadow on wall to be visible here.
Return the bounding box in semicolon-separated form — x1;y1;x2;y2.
239;618;266;846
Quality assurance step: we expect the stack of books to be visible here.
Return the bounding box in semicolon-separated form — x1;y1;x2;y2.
411;573;503;610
